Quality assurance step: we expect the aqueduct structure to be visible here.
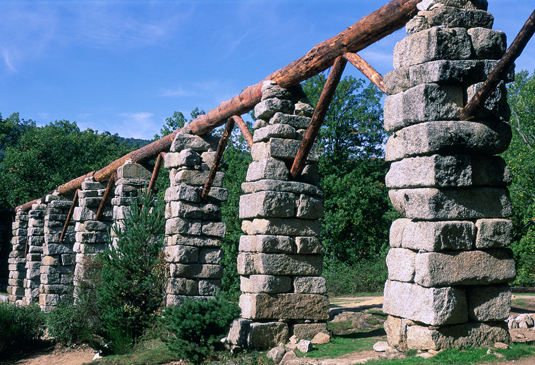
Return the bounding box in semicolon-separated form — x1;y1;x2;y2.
1;0;534;351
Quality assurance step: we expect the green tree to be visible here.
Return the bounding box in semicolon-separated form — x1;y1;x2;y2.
0;120;132;209
503;70;535;286
0;113;36;157
302;74;398;292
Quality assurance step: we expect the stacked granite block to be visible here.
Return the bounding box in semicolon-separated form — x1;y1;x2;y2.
382;0;515;351
164;127;228;307
7;211;28;304
73;177;112;291
229;81;328;350
23;203;46;305
39;194;75;312
111;161;152;241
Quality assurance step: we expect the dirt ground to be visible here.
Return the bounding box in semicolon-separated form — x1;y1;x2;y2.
5;295;535;365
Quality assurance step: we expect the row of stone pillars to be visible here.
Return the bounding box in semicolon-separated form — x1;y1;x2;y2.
2;0;516;351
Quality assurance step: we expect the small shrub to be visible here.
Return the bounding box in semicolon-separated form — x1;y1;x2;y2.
47;297;92;346
323;256;388;296
0;302;46;356
96;191;167;353
162;294;241;363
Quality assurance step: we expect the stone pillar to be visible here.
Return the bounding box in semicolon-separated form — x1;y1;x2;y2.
382;0;515;351
7;211;28;304
73;178;112;292
229;81;328;350
40;194;75;312
163;127;228;306
111;161;152;243
23;203;46;305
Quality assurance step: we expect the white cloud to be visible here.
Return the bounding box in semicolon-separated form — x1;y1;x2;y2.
160;86;193;97
118;112;157;139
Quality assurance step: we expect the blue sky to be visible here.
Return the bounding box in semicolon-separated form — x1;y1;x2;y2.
1;0;534;140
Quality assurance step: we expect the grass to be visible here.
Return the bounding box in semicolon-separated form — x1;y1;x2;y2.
85;338;274;365
374;344;535;364
297;327;386;360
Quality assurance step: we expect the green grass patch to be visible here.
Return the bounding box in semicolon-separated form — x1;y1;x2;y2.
366;310;387;318
298;327;386;360
513;300;527;306
374;344;535;364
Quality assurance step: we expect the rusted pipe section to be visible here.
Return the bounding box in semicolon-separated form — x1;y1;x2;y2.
343;53;386;93
59;190;79;244
95;173;117;221
231;115;254;148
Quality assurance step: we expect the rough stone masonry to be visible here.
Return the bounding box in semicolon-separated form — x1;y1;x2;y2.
228;81;329;350
382;0;515;351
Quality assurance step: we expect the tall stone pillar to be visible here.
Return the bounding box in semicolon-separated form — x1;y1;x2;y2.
163;128;227;306
7;211;28;304
23;202;46;305
382;0;515;351
0;217;10;292
40;194;75;312
73;177;112;292
229;81;328;350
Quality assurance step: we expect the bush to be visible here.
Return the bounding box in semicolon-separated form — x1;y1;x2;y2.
323;254;388;296
47;297;93;346
162;294;241;363
0;302;46;356
96;191;167;353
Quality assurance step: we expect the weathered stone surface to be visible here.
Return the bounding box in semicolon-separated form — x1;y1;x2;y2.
165;218;202;236
296;194;323;219
294;101;314;117
386;155;511;189
406;322;510;350
384;83;462;132
414;249;516;287
386;248;416;282
242;179;323;198
166;234;221;247
167;201;202;219
255;99;293;120
171;131;219;152
467;80;510;121
166;277;198;295
468;28;506;60
228;319;252;347
253;124;296;143
198;279;221;295
385;121;512;162
240;293;329;320
198;248;223;264
295;236;322;254
117;163;152;180
164;245;199;263
249;322;290;349
252;253;322;276
292;323;328;341
252;139;318;162
294;276;327;294
164;149;201;169
166;294;209;307
169;263;223;279
475;219;513;248
241;275;292;293
239;235;293;253
246;158;289;182
239;191;296;219
467;284;510;321
267;346;287;364
201;221;226;237
407;5;493;36
390;219;475;251
81;181;105;190
269;112;311;128
394;27;473;69
383;280;467;326
237;253;255;275
261;80;293;101
174;170;223;187
385;59;513;96
202;187;228;202
242;218;321;237
389;188;512;220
